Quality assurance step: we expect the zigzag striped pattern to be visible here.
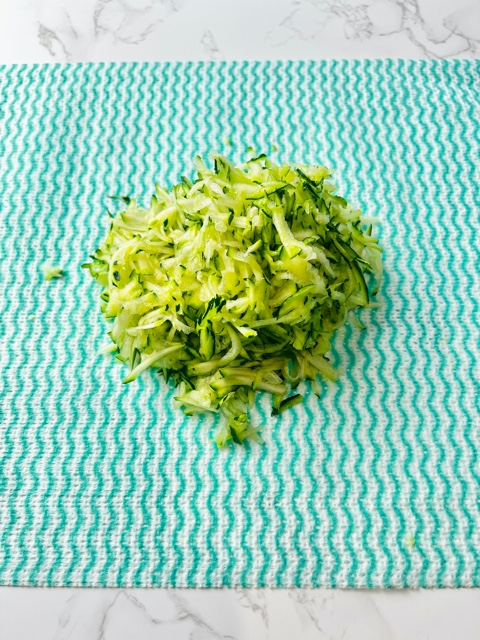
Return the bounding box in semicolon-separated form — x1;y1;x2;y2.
0;60;479;587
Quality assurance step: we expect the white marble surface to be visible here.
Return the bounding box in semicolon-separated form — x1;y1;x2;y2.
1;0;480;638
0;0;479;63
0;587;479;639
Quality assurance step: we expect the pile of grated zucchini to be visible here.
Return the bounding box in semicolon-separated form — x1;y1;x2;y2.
83;154;382;446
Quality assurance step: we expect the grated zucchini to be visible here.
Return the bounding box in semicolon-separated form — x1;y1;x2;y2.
83;154;382;446
42;264;63;280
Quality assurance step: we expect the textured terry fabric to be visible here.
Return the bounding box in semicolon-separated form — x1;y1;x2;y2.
0;60;479;588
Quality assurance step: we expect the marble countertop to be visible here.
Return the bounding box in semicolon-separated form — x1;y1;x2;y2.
1;587;480;639
1;0;479;63
1;1;479;638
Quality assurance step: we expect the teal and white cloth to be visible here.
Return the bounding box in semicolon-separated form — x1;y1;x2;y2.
0;60;479;587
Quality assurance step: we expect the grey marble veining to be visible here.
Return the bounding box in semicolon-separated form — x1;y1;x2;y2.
0;0;478;64
0;0;479;638
0;587;479;639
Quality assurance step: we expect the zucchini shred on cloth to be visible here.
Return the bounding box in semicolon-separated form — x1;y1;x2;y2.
83;154;382;446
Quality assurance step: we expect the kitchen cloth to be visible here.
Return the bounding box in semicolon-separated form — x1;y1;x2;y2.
0;60;479;587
